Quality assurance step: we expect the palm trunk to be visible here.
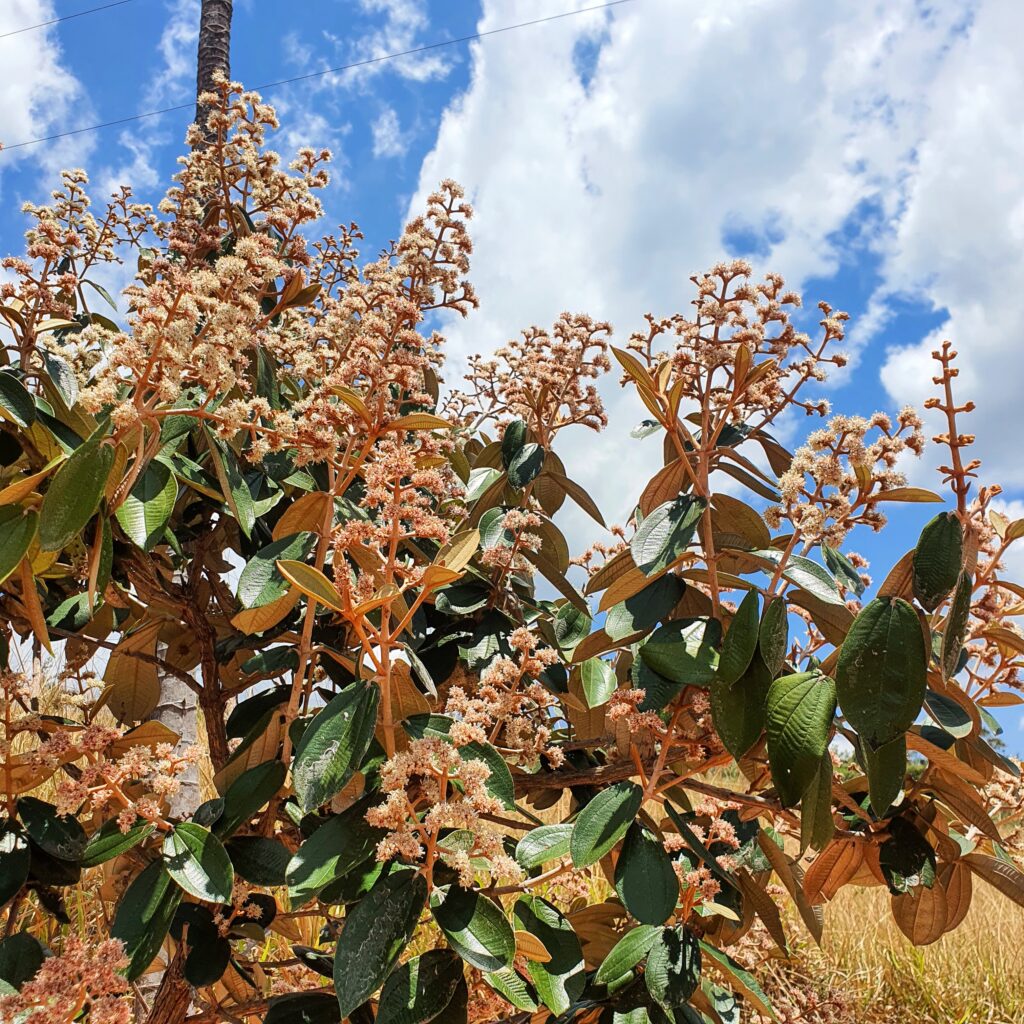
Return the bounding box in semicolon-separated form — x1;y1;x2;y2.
195;0;233;132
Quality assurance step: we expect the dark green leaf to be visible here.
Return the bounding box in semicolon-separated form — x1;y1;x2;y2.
836;597;927;748
333;868;427;1017
758;597;789;677
216;759;287;837
485;965;538;1011
17;797;87;861
0;821;30;907
265;992;341;1024
293;682;379;813
430;885;515;972
579;657;616;709
171;904;231;986
861;734;906;817
376;949;465;1024
0;372;35;427
162;823;234;902
237;533;316;608
38;437;113;551
206;432;256;538
114;457;178;550
716;589;759;687
605;575;685;643
507;443;545;489
594;925;661;986
111;860;182;980
639;618;720;685
800;752;835;853
631;496;706;576
81;819;154;867
645;926;700;1011
512;895;585;1015
570;781;643;868
554;602;592;649
515;824;573;870
765;673;836;807
286;799;383;906
501;420;528;469
751;551;843;607
614;823;678;924
227;836;291;887
0;506;37;585
0;931;45;988
879;818;936;895
913;512;963;611
924;689;972;739
710;654;771;758
941;572;972;680
822;545;865;596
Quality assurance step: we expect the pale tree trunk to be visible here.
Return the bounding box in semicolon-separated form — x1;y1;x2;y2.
140;7;234;1022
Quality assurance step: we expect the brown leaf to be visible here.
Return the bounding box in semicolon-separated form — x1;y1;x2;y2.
938;860;973;933
803;839;864;905
963;853;1024;910
891;881;948;945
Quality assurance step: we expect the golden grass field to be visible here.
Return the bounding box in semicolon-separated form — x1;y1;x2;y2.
762;881;1024;1023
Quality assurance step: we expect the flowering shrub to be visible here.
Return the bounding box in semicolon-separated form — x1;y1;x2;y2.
2;81;1024;1024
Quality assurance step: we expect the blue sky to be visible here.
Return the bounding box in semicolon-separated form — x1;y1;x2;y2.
2;0;1023;748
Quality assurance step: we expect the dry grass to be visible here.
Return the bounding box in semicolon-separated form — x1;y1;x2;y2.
762;881;1024;1023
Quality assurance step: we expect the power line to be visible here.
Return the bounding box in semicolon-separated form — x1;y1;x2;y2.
0;0;636;153
0;0;138;40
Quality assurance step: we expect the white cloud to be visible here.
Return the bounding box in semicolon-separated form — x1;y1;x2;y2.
0;0;95;186
372;106;407;158
876;0;1024;492
408;0;976;543
322;0;451;88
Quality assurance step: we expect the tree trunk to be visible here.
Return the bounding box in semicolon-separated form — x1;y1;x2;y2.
195;0;233;132
138;8;235;1022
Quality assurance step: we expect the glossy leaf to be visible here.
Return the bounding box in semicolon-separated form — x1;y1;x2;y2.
430;884;516;973
114;457;178;550
292;682;379;813
376;949;465;1024
38;436;113;551
162;822;235;903
513;895;585;1015
111;860;182;980
0;506;37;585
639;618;721;685
515;824;573;870
631;495;706;576
579;657;616;709
334;868;427;1017
237;533;316;608
594;925;661;986
17;796;87;861
570;781;643;868
0;821;30;907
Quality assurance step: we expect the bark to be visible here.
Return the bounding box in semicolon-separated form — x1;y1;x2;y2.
143;948;191;1024
195;0;233;133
